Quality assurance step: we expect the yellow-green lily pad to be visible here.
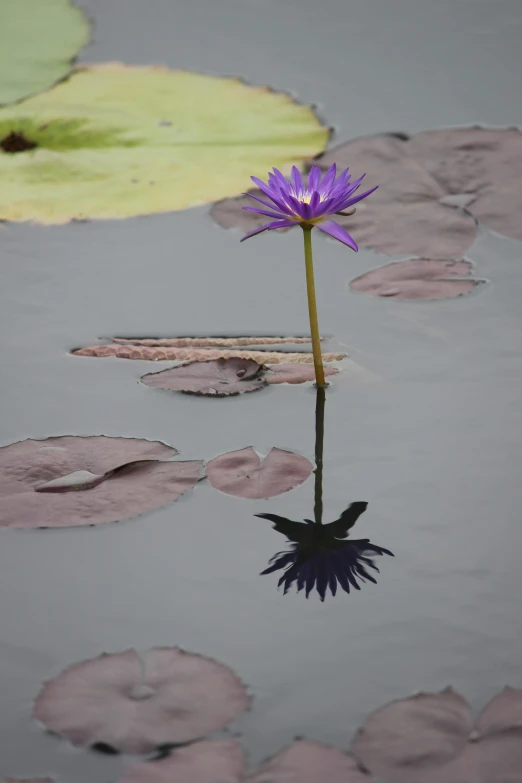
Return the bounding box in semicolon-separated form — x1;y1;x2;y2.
0;0;90;106
0;63;329;224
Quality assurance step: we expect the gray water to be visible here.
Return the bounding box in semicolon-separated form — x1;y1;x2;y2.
1;0;522;779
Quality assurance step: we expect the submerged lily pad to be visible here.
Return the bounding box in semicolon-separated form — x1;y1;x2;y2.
265;363;339;384
118;740;246;783
33;648;250;755
214;126;522;256
351;687;522;783
0;63;328;223
141;358;266;396
0;436;203;528
0;0;90;106
350;258;485;300
206;447;313;499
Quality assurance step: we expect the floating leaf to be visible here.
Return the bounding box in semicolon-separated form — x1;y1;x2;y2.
248;741;369;782
74;345;345;363
33;648;250;755
351;687;522;783
0;0;90;106
111;336;317;348
406;126;522;242
118;740;246;783
0;436;203;528
265;363;339;384
141;359;266;397
0;63;328;224
206;447;313;499
350;259;485;300
214;127;522;255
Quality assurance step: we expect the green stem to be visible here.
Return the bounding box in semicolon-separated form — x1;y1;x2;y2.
302;226;326;388
313;385;325;524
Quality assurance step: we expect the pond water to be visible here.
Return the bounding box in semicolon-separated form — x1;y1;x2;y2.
1;0;522;779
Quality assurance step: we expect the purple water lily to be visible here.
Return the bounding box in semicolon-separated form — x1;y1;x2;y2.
240;163;378;249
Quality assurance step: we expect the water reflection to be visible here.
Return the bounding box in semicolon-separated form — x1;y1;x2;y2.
256;387;394;600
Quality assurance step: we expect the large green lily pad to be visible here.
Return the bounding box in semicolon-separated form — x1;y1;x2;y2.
0;0;90;106
0;64;328;224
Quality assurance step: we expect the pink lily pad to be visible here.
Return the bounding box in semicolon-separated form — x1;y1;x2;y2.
265;363;339;384
214;126;522;257
141;358;266;396
74;345;345;364
351;687;522;783
248;740;369;782
205;447;313;499
33;648;250;755
118;740;246;783
350;258;484;300
0;436;203;529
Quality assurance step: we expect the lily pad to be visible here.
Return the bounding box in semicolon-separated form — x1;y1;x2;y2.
206;447;313;499
214;126;522;256
0;0;90;106
249;741;369;782
350;258;485;300
265;363;339;384
0;63;328;223
351;687;522;783
112;336;317;348
33;648;251;755
141;358;266;396
118;740;246;783
74;344;346;363
0;436;203;528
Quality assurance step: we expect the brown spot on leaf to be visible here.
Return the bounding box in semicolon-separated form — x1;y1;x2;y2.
206;447;313;499
350;258;485;300
1;131;37;153
33;648;251;755
0;436;203;528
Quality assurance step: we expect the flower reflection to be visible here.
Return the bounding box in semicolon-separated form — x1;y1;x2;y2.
257;503;393;601
256;387;394;600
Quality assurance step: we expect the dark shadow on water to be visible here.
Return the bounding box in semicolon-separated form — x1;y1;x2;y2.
256;387;394;601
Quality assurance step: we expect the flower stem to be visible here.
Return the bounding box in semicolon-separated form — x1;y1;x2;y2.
302;226;326;388
314;385;326;524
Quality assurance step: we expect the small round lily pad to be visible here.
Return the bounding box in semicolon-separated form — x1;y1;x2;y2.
350;258;485;300
141;358;266;396
33;648;251;755
0;436;203;528
206;447;313;499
